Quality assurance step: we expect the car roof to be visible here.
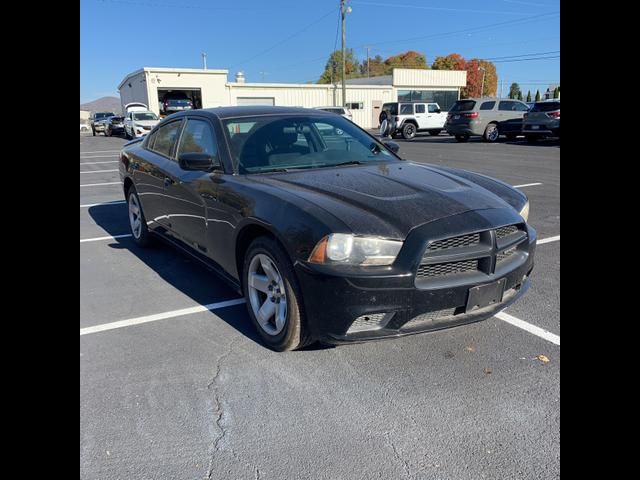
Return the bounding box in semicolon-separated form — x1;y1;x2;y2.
171;106;335;120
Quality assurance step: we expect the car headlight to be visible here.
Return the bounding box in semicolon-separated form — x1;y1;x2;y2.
308;233;403;266
519;200;530;222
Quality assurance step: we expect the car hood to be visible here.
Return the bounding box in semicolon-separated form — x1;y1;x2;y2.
133;119;159;127
251;161;516;238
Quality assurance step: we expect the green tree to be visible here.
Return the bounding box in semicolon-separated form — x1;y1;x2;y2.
318;49;361;84
535;89;541;102
509;82;521;99
517;91;523;101
359;54;386;77
553;86;560;98
526;90;532;102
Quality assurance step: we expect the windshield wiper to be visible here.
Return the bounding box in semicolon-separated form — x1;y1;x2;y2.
255;167;291;173
331;160;363;167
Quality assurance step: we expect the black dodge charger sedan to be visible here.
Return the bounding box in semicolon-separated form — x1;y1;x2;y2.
119;106;535;351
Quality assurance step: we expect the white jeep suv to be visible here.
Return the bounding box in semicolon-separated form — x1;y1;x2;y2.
380;102;447;139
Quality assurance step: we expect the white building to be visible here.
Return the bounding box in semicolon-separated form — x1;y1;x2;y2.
118;67;467;129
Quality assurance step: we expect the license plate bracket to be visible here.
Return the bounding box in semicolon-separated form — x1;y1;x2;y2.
466;278;506;312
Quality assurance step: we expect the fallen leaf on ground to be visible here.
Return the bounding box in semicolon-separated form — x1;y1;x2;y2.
465;346;475;352
536;354;550;363
483;367;492;375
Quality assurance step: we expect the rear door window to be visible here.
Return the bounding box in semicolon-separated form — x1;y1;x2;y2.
152;120;183;158
499;101;517;111
480;101;496;110
415;104;425;114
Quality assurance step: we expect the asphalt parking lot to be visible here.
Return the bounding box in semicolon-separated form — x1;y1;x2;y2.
80;131;560;480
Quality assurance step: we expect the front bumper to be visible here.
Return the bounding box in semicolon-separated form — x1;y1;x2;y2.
294;208;536;344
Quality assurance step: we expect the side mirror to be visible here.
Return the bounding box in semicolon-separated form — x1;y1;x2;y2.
436;109;441;114
178;152;215;171
384;141;400;154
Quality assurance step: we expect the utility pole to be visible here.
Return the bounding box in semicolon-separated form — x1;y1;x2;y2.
366;46;370;78
201;52;207;70
340;0;351;107
478;66;486;98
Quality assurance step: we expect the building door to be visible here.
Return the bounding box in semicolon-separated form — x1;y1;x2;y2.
371;100;382;128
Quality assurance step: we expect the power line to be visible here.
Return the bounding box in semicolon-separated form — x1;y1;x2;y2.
96;0;298;10
355;11;559;49
351;0;537;16
484;50;560;60
493;55;559;63
231;7;337;69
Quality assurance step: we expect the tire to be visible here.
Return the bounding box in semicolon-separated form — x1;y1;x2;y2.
379;119;390;137
428;129;441;136
525;134;538;143
455;134;469;142
127;186;154;247
243;236;312;351
483;123;499;142
401;122;417;140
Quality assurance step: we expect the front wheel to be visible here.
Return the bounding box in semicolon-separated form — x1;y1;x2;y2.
127;186;154;247
243;236;311;351
401;123;416;140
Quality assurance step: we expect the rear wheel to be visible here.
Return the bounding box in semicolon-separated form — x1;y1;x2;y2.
127;186;154;247
483;123;499;142
428;129;441;136
243;236;311;351
455;134;469;142
401;123;417;140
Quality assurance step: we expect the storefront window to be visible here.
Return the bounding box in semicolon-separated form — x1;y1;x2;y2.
396;90;458;110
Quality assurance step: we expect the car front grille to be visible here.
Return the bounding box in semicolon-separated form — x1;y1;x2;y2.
417;260;478;278
427;233;480;251
401;308;456;330
416;224;527;284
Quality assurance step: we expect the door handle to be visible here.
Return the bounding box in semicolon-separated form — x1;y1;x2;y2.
164;177;174;187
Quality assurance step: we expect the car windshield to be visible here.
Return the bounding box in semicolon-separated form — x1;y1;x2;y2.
450;101;476;112
133;112;158;121
95;112;114;119
223;114;395;174
531;101;560;112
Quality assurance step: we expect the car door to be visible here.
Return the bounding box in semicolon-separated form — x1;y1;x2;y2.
413;103;428;129
137;119;185;230
498;100;528;133
426;103;445;129
162;116;221;255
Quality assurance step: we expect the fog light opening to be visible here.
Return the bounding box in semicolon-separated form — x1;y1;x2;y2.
347;312;395;334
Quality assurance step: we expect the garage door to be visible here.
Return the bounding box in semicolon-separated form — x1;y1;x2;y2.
236;97;275;106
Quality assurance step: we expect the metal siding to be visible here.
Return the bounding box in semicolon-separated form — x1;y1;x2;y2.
393;68;467;88
118;71;149;113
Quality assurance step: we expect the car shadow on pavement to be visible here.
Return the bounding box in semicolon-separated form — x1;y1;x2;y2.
87;204;334;351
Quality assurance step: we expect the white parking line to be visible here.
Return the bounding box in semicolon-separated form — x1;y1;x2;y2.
538;235;560;245
513;182;543;188
80;234;132;243
495;311;560;345
80;182;122;187
80;160;118;165
80;200;126;208
80;169;119;174
80;150;121;154
80;298;247;336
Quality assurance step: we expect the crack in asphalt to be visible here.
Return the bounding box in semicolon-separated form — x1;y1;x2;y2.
205;336;240;479
385;432;412;479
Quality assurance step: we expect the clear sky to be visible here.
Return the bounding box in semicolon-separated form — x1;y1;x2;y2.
80;0;560;103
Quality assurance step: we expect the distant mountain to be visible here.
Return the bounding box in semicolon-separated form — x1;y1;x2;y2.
80;96;121;114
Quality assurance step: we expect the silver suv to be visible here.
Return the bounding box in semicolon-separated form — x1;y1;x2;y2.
522;100;560;142
445;98;529;142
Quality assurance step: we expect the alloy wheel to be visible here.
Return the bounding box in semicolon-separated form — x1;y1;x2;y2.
247;253;287;336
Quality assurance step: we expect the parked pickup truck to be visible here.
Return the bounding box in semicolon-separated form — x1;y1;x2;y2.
379;102;447;139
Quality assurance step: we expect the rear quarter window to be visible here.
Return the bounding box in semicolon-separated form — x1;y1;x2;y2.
400;104;414;115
